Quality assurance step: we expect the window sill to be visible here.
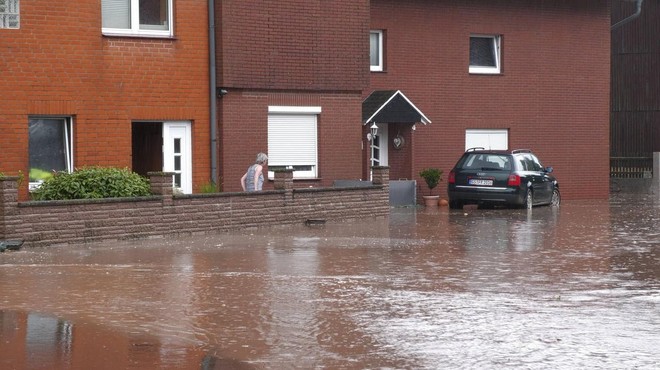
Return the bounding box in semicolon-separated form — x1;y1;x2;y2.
268;177;323;182
102;32;176;40
468;69;501;75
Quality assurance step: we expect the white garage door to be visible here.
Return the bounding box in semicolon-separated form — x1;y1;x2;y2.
465;129;508;150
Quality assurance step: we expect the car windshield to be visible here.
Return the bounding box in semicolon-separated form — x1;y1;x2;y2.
458;153;511;171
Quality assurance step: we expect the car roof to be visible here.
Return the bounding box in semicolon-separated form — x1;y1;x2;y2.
464;148;533;155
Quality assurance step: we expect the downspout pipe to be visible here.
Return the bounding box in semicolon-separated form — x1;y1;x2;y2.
208;0;218;186
611;0;644;30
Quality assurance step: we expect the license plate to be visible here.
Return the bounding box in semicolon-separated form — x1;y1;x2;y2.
469;179;493;186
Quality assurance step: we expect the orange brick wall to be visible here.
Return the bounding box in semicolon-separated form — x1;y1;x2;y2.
369;0;611;200
0;1;211;197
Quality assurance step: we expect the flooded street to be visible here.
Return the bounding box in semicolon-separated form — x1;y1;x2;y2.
1;194;659;369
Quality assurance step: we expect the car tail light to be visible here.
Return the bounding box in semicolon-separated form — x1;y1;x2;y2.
507;174;521;186
448;170;456;184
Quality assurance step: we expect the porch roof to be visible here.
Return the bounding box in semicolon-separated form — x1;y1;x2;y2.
362;90;431;125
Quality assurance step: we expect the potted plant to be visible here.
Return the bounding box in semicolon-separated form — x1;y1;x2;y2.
419;167;443;206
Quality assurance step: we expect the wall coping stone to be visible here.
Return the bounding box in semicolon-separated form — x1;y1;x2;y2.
294;185;383;194
174;190;286;199
18;196;162;208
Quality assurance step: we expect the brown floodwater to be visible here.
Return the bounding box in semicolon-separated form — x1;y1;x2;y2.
0;194;658;369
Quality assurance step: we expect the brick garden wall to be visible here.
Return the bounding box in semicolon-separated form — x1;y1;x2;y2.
0;168;389;248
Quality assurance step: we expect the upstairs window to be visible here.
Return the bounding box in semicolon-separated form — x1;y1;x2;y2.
28;117;73;190
469;35;501;74
102;0;173;37
370;30;383;72
0;0;19;29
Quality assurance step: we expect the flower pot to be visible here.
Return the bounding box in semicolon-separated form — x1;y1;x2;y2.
423;195;440;207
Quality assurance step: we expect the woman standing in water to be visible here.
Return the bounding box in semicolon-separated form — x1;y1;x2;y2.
241;152;268;192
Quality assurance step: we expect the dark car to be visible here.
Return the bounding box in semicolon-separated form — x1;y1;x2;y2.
447;148;560;209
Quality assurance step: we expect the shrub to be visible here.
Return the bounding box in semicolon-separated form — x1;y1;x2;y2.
31;166;151;200
419;168;443;195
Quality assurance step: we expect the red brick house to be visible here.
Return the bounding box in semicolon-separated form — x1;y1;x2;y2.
367;0;611;201
1;0;611;202
0;0;211;198
217;0;611;201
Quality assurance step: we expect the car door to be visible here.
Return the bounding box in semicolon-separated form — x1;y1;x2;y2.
528;154;553;202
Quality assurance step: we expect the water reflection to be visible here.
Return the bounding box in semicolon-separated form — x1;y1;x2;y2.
0;195;658;369
0;310;217;369
445;207;560;252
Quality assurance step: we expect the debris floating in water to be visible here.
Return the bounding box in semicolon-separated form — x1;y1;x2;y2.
0;240;24;252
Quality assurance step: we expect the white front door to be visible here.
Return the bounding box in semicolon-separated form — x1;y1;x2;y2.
163;121;192;194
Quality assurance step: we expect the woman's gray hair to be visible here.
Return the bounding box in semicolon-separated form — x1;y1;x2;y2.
256;152;268;164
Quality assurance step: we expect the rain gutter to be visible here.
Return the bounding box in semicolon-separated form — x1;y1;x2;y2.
209;0;218;185
611;0;644;30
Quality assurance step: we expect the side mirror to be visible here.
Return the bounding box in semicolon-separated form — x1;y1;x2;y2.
544;166;554;173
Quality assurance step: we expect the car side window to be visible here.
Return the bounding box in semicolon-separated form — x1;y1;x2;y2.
516;155;529;171
529;154;543;171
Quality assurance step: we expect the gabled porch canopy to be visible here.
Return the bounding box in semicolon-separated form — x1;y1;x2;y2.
362;90;431;125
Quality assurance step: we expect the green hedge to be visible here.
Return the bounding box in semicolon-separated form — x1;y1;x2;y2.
31;166;151;200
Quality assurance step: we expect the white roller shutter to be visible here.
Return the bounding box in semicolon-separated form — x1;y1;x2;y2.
465;129;508;150
268;113;318;178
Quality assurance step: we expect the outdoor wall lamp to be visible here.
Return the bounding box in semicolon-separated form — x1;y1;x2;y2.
367;122;379;141
216;88;228;98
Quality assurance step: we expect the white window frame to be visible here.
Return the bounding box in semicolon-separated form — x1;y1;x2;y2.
267;106;321;180
465;129;508;151
469;35;501;74
370;30;383;72
28;117;74;191
0;0;20;29
102;0;174;38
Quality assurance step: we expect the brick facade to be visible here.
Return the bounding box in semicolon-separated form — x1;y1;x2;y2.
216;0;370;192
216;0;369;91
0;1;210;198
0;169;389;248
1;0;611;204
217;0;611;200
369;0;611;200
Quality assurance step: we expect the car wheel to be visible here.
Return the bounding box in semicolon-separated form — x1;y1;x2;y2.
551;188;561;207
449;200;462;210
522;189;533;210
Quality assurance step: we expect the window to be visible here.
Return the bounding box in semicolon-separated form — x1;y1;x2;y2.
102;0;173;37
268;106;320;179
28;117;73;189
0;0;19;29
469;35;501;74
370;30;383;72
465;129;508;150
